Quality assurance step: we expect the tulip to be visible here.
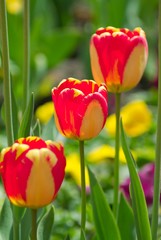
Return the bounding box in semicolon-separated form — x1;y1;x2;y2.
0;136;66;208
52;78;108;140
90;27;148;92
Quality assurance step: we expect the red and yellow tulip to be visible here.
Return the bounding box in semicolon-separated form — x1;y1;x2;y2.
90;27;148;92
52;78;108;140
0;136;66;208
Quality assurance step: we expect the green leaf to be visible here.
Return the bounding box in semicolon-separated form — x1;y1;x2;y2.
18;93;34;138
37;205;54;240
118;193;135;240
1;80;19;141
11;80;19;140
41;116;57;140
88;168;121;240
12;205;26;224
0;198;13;240
32;119;41;136
120;120;152;240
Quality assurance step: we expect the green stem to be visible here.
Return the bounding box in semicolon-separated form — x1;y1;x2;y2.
0;0;14;146
13;217;20;240
79;140;86;238
23;0;30;111
31;209;37;240
151;2;161;239
113;93;121;219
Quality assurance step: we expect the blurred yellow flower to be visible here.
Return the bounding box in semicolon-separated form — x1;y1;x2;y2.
35;101;54;124
6;0;22;14
88;144;136;164
66;153;90;188
105;100;152;137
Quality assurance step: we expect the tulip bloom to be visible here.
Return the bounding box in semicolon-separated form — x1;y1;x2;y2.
0;136;66;208
52;78;108;140
90;27;148;92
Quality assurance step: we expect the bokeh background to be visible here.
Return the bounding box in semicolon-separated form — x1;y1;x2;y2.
0;0;159;239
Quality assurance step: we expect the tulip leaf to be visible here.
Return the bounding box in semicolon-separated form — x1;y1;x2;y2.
88;167;121;240
0;198;13;240
1;81;19;141
11;80;19;140
118;193;135;240
18;93;34;138
32;119;41;136
37;205;55;240
120;120;152;240
41;116;55;140
12;205;26;224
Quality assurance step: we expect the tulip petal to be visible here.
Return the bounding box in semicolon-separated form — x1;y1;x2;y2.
122;42;148;91
53;88;84;138
90;42;105;85
25;148;57;208
79;96;107;140
1;147;32;206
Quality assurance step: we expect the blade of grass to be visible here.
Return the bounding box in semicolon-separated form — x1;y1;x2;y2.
18;93;34;138
0;0;14;145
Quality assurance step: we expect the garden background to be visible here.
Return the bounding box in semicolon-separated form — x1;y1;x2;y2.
0;0;160;239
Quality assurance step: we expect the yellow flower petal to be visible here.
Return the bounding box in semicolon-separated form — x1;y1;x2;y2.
123;44;148;91
80;100;105;140
88;144;137;164
35;101;54;124
6;0;22;14
105;100;152;137
66;153;89;187
26;148;57;208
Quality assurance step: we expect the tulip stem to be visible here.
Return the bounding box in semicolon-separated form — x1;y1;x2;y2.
31;209;37;240
79;140;86;238
151;1;161;239
13;218;20;240
23;0;30;111
0;0;14;146
113;93;121;219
